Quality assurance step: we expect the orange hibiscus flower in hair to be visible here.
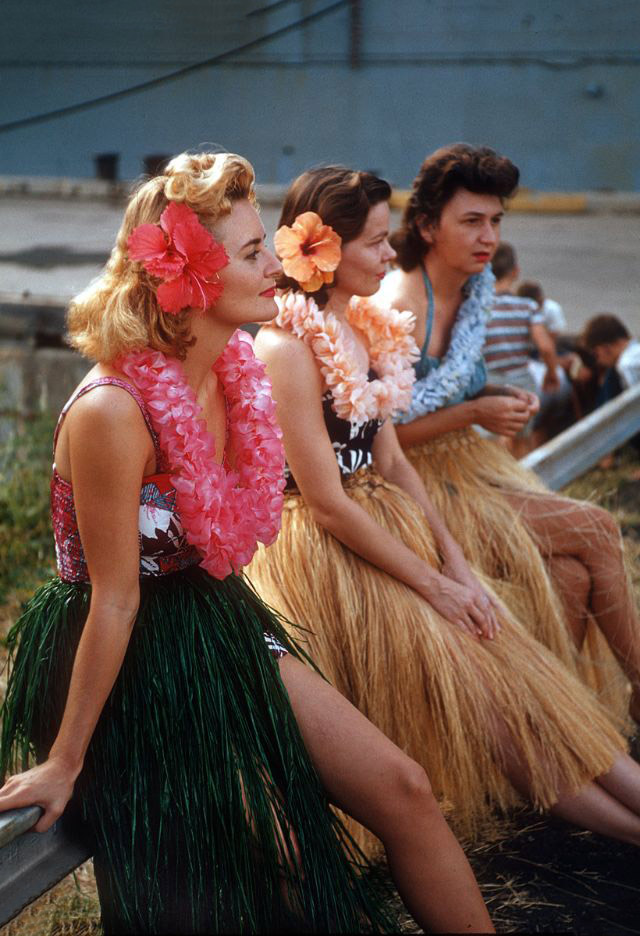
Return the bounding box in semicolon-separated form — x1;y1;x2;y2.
274;211;341;292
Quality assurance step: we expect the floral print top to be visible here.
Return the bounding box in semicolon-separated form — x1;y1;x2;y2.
51;378;200;582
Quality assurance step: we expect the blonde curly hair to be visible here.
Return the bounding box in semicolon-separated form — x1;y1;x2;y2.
67;151;256;362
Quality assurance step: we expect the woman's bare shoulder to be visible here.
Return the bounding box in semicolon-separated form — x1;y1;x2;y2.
375;267;424;316
255;324;317;372
254;326;324;407
57;365;154;475
65;366;147;432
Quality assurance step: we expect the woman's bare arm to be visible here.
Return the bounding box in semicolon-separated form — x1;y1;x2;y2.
0;388;152;831
373;421;500;636
256;327;495;637
373;420;470;559
395;393;533;448
377;270;533;447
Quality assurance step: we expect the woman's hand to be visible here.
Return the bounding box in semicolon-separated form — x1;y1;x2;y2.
416;565;500;640
0;757;79;833
440;552;502;640
471;394;534;436
500;384;540;415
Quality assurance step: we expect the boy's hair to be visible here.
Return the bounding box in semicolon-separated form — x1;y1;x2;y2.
491;243;517;281
517;280;544;305
582;314;630;349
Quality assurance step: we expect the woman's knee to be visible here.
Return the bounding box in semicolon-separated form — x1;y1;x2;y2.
385;756;439;822
549;554;591;603
586;504;624;553
590;502;620;534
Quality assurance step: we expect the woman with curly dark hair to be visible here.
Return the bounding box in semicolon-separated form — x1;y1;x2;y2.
378;142;639;728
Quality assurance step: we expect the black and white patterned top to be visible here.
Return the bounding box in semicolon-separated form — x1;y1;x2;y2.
284;371;383;492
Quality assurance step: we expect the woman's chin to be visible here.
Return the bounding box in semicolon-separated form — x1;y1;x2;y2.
247;302;279;326
358;280;382;299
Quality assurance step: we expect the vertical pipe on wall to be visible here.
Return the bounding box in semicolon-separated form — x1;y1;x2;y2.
349;0;361;68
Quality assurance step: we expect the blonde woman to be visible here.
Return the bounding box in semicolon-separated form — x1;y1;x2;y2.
0;152;495;934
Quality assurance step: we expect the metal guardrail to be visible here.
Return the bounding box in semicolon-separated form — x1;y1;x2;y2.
521;383;640;489
0;806;91;926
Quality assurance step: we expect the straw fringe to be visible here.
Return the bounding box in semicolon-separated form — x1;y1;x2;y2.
406;429;630;720
248;468;626;858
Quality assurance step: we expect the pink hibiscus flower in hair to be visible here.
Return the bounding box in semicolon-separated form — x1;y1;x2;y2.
127;201;229;314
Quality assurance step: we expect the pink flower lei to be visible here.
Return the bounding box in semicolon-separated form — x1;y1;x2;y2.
119;330;285;580
275;291;419;426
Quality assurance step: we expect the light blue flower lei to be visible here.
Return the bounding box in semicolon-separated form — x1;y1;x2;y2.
395;264;495;423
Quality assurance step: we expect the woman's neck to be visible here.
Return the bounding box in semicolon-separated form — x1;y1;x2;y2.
181;313;236;396
323;286;353;323
423;253;468;309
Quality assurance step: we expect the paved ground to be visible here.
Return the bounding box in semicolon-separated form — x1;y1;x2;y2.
1;196;639;334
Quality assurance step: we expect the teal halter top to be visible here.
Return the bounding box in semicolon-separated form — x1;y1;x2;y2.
414;269;487;403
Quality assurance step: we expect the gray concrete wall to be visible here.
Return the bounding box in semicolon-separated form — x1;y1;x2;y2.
0;343;89;442
1;0;638;189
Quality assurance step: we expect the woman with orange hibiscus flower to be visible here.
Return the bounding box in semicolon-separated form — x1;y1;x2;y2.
247;165;640;860
0;151;497;935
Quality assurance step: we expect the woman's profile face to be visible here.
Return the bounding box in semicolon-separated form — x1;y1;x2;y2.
420;188;504;276
334;201;396;299
212;199;282;326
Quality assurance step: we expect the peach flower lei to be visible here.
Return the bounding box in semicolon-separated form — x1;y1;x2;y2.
120;330;285;579
275;291;419;426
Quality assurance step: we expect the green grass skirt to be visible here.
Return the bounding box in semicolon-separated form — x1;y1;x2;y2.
1;566;395;934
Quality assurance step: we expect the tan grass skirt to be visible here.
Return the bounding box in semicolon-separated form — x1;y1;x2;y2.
247;467;626;857
405;429;630;721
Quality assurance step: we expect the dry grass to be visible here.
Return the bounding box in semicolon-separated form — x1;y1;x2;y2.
1;863;100;936
1;446;639;935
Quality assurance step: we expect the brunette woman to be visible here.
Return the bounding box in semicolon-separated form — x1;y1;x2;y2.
0;152;494;934
247;165;640;862
378;143;639;726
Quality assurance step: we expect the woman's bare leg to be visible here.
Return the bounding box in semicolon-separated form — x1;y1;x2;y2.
504;490;640;720
547;554;590;647
596;753;640;816
550;782;640;846
494;720;640;846
277;655;494;934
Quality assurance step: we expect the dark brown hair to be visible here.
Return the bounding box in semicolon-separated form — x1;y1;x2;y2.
582;314;630;349
391;143;520;272
491;242;517;281
276;166;391;306
517;280;544;306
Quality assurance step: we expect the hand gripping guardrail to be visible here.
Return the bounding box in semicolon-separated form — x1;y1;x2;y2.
1;384;639;925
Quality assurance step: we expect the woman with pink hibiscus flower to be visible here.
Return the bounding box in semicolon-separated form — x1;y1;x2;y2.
247;165;640;860
0;151;494;934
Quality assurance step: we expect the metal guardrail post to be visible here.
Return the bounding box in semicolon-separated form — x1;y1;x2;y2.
0;806;92;926
521;383;640;490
